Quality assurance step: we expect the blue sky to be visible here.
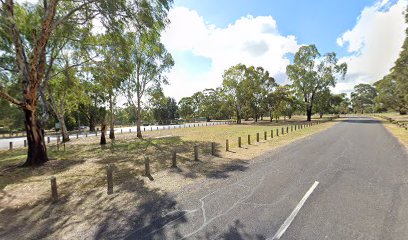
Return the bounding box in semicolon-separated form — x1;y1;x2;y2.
161;0;407;100
174;0;377;55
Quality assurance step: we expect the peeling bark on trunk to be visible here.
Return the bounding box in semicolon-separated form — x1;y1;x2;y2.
23;109;48;166
58;116;70;142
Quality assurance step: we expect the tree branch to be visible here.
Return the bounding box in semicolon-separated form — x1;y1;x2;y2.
0;85;33;110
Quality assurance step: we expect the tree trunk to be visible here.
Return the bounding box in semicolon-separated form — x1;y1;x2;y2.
58;116;70;142
306;106;312;122
235;106;241;124
109;91;115;139
100;123;106;145
136;98;142;139
269;111;272;122
89;115;95;132
23;109;48;166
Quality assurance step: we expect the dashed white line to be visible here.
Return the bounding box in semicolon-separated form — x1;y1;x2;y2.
270;181;319;240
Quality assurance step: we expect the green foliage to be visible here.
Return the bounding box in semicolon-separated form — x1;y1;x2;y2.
286;44;347;120
351;83;377;113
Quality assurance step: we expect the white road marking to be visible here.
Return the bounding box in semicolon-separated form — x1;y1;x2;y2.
270;181;319;240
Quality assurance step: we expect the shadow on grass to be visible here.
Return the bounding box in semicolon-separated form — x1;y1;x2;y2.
0;164;188;240
94;137;250;180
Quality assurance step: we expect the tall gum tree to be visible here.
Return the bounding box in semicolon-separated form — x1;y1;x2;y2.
121;29;174;139
0;0;173;166
286;45;347;121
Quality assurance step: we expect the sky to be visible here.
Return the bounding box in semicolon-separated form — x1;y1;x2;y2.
161;0;408;100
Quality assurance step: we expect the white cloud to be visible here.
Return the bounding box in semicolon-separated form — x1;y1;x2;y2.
161;7;300;101
336;0;407;92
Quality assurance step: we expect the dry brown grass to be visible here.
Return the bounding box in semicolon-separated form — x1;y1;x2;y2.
0;116;337;239
374;113;408;149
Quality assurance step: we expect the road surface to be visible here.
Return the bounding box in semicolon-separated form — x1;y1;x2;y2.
0;122;228;150
121;117;408;239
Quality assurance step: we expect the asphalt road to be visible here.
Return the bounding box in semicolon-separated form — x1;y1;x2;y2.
0;122;227;150
123;117;408;240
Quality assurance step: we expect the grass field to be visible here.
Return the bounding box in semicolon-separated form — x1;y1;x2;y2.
374;113;408;149
0;116;339;239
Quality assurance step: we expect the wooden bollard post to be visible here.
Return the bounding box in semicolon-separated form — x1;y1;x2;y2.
121;129;123;134
295;125;297;131
194;145;199;161
24;140;27;147
50;176;58;201
76;132;79;139
286;126;289;134
47;136;50;143
256;133;260;142
96;130;98;136
291;125;293;132
264;131;267;140
63;143;66;151
172;151;177;167
248;135;251;145
211;142;216;156
226;139;229;151
85;132;88;137
106;164;113;195
271;130;273;138
238;137;241;148
9;142;12;150
281;127;284;135
144;157;151;176
129;129;131;133
276;129;279;136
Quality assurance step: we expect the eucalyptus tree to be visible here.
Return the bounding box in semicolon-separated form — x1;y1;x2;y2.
375;76;408;114
178;96;195;121
286;45;347;121
93;33;131;139
313;88;331;118
0;0;173;165
121;28;174;139
222;64;248;124
351;83;377;113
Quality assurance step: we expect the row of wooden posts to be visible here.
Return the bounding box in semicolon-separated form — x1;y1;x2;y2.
47;120;320;201
7;121;234;150
375;115;408;130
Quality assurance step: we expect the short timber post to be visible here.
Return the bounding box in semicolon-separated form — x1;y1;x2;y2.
106;164;113;195
211;142;216;156
144;157;151;176
256;133;260;142
194;145;199;161
172;151;177;167
226;139;229;151
248;135;251;145
238;137;242;148
50;176;58;202
9;142;12;150
264;131;267;140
